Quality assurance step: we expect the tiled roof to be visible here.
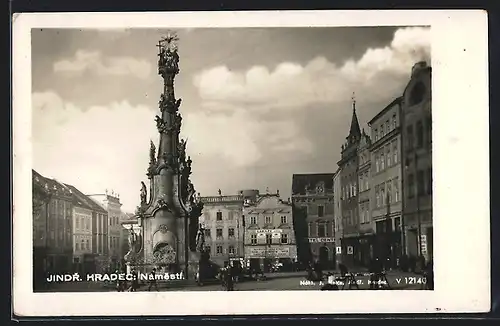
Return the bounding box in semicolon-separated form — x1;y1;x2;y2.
64;184;108;214
292;173;335;195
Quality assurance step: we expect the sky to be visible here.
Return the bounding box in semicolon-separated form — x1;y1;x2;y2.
31;26;431;213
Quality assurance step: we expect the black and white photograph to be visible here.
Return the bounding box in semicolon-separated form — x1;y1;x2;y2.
13;10;489;316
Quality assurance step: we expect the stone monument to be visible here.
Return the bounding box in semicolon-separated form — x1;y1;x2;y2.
129;32;204;279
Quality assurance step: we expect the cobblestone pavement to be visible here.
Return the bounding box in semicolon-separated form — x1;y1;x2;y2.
38;271;429;292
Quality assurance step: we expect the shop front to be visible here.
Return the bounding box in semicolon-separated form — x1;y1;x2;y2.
244;245;297;273
307;237;335;269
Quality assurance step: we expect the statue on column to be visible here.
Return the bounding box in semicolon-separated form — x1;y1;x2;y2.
196;224;205;253
140;181;147;205
149;140;156;164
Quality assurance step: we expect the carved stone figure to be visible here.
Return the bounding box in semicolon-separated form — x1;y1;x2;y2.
155;115;167;133
196;224;205;252
178;139;187;162
128;228;138;250
218;189;222;196
149;140;156;163
159;93;167;111
152;244;176;265
140;181;147;205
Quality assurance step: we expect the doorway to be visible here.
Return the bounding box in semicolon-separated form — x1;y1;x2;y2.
319;246;329;268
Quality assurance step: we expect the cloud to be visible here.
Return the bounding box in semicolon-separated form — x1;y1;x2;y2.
53;50;152;79
193;27;431;111
32;92;311;211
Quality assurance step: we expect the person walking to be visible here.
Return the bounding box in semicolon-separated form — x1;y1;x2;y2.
147;268;159;292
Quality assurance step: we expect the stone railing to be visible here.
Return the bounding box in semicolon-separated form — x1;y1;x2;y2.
200;195;243;204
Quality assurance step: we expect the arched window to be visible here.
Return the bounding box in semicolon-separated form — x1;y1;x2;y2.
409;81;426;106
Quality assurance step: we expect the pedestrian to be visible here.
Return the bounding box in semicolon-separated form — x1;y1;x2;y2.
128;269;139;292
147;268;159;291
225;265;234;291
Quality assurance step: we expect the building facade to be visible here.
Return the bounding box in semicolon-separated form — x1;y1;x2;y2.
337;99;362;267
356;130;373;267
368;97;403;268
401;61;433;263
199;192;245;267
291;174;335;268
69;186;110;272
243;191;297;271
87;192;123;269
333;169;343;267
32;170;74;284
70;199;94;274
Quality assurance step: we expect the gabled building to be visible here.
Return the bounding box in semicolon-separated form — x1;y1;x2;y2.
243;190;296;272
401;62;433;263
356;129;373;266
291;173;335;268
337;97;363;267
368;97;403;269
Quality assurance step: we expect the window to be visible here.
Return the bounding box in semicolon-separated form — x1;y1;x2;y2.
250;216;256;225
409;81;426;106
375;155;380;172
216;228;223;238
204;229;211;238
393;142;398;164
228;246;235;255
308;222;312;237
387;145;392;166
416;120;424;148
216;212;222;221
375;129;378;141
76;217;80;229
250;234;257;244
375;186;380;207
280;216;287;224
427;168;433;194
387;182;392;203
266;234;272;244
386;120;390;133
359;175;364;192
381;124;385;137
408;174;415;198
380;152;385;170
317;223;326;237
228;211;234;220
216;246;223;254
265;216;271;224
417;170;425;196
392;114;397;129
76;242;79;251
228;228;235;238
365;172;369;190
393;178;400;202
81;239;85;249
407;125;414;150
394;217;401;232
281;234;288;244
203;211;210;221
317;205;324;217
380;185;386;206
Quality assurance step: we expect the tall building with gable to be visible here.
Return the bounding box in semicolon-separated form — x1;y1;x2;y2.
291;173;335;268
243;190;296;272
337;96;363;267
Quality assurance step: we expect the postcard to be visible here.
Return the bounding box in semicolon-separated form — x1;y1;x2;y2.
12;10;490;316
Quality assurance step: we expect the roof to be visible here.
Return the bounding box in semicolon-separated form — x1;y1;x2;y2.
32;169;72;198
292;173;335;195
64;183;108;214
368;96;403;125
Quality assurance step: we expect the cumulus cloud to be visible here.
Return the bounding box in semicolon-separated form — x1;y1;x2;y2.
193;27;431;111
53;50;152;79
32;92;310;210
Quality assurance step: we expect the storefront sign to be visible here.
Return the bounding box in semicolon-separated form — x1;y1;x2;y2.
256;229;282;234
347;246;354;255
247;247;291;258
420;235;427;255
308;237;335;243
